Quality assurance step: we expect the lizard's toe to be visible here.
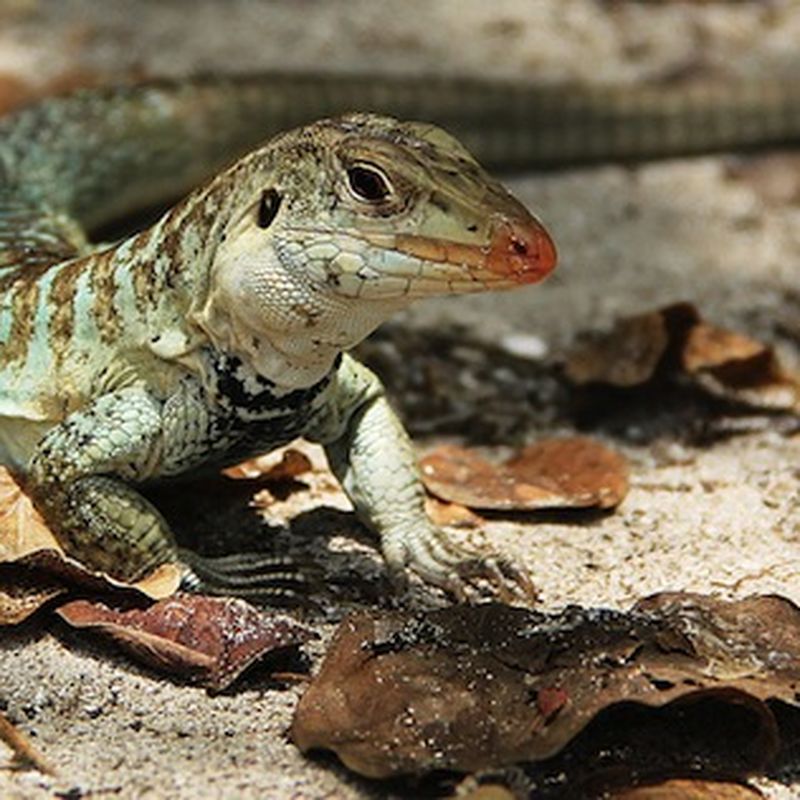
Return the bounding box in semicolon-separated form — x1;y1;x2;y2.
454;552;538;605
179;549;316;606
384;525;536;604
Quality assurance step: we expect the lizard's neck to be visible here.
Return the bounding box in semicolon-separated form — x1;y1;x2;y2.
193;262;407;388
120;149;410;390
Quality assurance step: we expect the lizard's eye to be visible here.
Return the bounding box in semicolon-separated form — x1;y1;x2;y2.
347;164;392;203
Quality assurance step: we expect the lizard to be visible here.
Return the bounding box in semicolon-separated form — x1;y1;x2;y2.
1;71;800;601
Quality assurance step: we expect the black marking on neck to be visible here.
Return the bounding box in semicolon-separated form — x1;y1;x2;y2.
211;351;341;418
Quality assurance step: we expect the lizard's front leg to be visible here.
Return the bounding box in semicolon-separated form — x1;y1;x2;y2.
27;387;177;581
27;386;294;596
313;356;534;601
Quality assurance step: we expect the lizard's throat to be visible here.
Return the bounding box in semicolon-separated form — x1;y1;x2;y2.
194;287;407;389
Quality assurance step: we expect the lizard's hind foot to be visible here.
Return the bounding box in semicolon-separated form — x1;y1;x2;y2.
179;550;313;605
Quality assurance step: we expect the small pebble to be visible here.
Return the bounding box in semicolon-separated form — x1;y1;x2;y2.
499;332;548;360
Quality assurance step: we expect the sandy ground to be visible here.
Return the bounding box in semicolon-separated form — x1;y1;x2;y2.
1;1;800;797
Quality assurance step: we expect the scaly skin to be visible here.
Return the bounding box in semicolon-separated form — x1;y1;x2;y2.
0;108;555;601
3;71;800;599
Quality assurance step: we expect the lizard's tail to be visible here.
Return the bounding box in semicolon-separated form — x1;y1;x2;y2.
2;72;800;233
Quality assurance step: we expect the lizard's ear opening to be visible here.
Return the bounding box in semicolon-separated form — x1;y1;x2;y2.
257;189;282;229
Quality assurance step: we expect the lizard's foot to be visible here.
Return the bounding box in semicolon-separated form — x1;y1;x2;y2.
382;525;536;604
179;549;311;605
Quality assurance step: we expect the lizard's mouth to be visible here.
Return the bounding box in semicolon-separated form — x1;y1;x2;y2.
384;213;557;293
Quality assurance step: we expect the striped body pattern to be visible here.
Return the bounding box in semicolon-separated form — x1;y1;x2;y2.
0;82;560;599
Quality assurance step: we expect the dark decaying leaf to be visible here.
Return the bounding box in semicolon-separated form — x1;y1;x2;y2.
420;437;628;511
57;594;314;691
292;593;800;792
0;468;180;623
565;302;800;411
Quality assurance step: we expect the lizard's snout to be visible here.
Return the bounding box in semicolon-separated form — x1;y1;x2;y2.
356;208;556;296
485;214;557;285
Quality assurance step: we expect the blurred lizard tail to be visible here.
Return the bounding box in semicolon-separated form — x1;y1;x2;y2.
2;72;800;236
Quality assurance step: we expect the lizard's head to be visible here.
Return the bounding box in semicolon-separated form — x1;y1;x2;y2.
266;113;556;300
200;113;556;383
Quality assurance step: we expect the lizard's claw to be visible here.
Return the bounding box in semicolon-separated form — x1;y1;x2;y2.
383;525;537;605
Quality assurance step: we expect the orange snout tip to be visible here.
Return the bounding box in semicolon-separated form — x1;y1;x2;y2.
486;215;557;284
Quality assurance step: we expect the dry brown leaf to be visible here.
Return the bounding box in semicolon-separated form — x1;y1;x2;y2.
683;322;800;409
506;437;629;509
425;496;482;528
0;565;65;625
292;594;800;784
0;72;35;116
608;779;763;799
564;306;678;387
0;468;180;623
565;303;800;411
0;467;61;559
420;437;628;511
222;446;313;481
58;594;314;691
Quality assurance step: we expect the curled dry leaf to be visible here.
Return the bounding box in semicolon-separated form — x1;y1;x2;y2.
565;305;678;387
292;593;800;786
57;594;315;691
0;566;65;625
420;437;628;511
683;322;800;410
565;302;800;411
222;445;313;481
424;496;482;528
0;467;180;624
0;467;60;558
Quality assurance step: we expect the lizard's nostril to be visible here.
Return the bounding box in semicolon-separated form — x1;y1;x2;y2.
486;214;557;285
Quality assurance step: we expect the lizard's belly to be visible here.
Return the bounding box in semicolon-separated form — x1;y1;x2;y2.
158;395;320;478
